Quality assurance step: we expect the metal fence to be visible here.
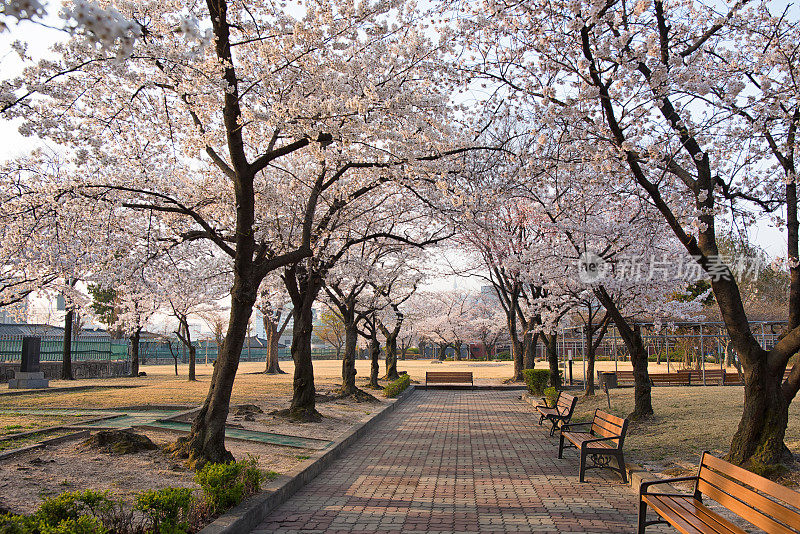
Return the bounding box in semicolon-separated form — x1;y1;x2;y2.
0;334;129;363
136;341;342;365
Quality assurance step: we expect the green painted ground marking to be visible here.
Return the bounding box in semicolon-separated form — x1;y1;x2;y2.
145;420;331;450
0;408;332;450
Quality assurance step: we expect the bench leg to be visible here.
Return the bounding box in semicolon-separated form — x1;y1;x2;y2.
558;434;565;459
616;453;627;484
637;499;648;533
549;418;559;437
538;414;545;426
579;448;588;483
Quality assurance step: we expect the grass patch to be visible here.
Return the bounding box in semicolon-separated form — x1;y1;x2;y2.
568;385;800;468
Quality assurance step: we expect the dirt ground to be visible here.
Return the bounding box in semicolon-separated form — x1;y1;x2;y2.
1;358;798;514
0;362;397;515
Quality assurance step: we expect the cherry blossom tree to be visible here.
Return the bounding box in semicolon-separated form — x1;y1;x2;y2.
255;276;291;375
156;248;228;382
2;0;468;464
371;250;425;380
459;0;800;468
323;244;390;399
282;182;448;418
415;290;473;361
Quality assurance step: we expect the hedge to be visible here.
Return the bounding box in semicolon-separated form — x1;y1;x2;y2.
522;369;550;396
384;374;411;398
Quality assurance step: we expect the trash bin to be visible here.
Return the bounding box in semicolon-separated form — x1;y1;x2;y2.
598;371;618;389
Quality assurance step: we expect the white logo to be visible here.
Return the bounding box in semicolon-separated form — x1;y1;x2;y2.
577;252;606;283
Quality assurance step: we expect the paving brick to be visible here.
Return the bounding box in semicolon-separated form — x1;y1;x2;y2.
252;390;671;533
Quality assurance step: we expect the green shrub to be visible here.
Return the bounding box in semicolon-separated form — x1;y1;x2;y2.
194;457;263;513
495;351;511;361
135;487;194;534
383;374;411;398
543;387;559;407
37;490;112;527
0;513;38;534
39;515;106;534
523;369;550;396
1;491;113;534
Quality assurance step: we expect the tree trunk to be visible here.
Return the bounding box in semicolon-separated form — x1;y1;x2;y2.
168;279;256;468
264;316;286;374
369;335;380;388
129;328;141;377
288;294;319;420
506;310;524;381
438;342;447;361
511;337;524;381
726;349;793;472
384;334;399;381
188;345;196;381
176;318;196;382
628;325;653;419
453;342;462;361
585;326;596;396
596;287;653;419
61;308;74;380
523;332;536;370
545;333;560;388
339;321;359;395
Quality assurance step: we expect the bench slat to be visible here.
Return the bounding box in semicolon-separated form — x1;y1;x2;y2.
425;372;473;386
641;453;800;533
702;454;800;512
563;431;613;449
643;495;746;534
701;467;800;529
698;474;798;533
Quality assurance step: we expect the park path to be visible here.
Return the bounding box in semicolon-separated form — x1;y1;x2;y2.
252;389;665;533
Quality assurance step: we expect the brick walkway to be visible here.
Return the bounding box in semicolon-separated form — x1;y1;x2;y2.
253;390;667;533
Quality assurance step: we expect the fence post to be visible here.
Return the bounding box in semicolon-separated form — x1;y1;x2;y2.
700;323;706;385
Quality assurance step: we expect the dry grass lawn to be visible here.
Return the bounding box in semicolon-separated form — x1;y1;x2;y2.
1;358;798;485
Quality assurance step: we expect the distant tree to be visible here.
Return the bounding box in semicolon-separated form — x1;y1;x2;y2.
317;310;346;360
87;284;120;337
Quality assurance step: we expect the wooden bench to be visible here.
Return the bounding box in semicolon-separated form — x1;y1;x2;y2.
724;371;743;385
611;371;691;386
677;369;725;385
649;372;692;386
614;370;636;385
425;371;473;388
638;452;800;533
535;392;578;436
558;409;628;483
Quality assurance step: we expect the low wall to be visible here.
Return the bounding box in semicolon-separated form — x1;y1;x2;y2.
0;360;130;382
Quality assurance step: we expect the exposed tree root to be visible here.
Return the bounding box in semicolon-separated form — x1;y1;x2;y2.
328;385;381;403
270;407;323;422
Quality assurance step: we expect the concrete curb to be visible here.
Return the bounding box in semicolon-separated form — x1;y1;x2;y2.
0;384;143;397
198;385;417;534
0;429;90;461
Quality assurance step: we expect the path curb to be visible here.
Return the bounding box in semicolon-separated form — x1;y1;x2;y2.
198;385;417;534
